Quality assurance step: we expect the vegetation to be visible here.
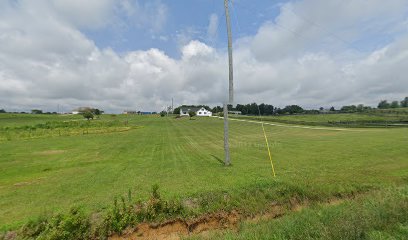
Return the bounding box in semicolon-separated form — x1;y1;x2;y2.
188;111;196;119
232;110;408;128
401;97;408;107
31;109;43;114
378;96;408;109
196;186;408;240
235;103;275;115
82;112;94;120
0;115;137;142
209;97;408;116
0;114;407;238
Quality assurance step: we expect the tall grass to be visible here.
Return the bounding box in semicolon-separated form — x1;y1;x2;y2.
202;187;408;240
0;120;138;141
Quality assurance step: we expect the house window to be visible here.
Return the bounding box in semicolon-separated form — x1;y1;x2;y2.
199;112;202;114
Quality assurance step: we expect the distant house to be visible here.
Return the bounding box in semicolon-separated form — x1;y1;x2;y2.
228;111;242;115
180;107;212;117
123;110;137;114
139;111;155;115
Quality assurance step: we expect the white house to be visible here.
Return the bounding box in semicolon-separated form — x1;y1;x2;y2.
180;107;213;117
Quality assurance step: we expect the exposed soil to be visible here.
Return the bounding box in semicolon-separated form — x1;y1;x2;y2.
109;211;240;240
109;197;351;240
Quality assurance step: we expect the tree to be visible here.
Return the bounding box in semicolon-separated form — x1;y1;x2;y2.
401;97;408;108
173;107;181;115
249;103;259;115
330;106;335;111
378;100;390;109
282;105;304;114
390;101;400;108
212;106;223;113
0;109;6;113
83;111;94;120
264;104;274;115
188;111;196;119
340;105;357;113
356;104;364;112
31;109;43;114
160;111;166;117
259;103;266;115
92;108;102;116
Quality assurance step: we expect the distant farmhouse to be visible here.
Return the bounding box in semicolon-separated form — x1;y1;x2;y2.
180;106;212;117
123;110;137;114
228;110;242;115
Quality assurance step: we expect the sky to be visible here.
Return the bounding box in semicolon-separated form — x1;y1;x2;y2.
1;0;408;113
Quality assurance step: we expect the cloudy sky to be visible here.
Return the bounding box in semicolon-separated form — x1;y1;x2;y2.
1;0;408;113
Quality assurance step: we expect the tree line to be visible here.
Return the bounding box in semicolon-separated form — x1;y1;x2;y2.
173;96;408;116
378;97;408;109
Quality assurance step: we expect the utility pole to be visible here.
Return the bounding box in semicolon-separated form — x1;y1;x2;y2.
223;0;233;166
225;0;234;104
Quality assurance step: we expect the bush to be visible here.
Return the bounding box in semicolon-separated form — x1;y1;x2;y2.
101;185;185;235
188;111;196;119
83;112;94;120
20;207;91;240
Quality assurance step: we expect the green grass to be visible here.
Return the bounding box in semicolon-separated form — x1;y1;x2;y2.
233;111;408;127
0;113;407;235
0;114;83;128
0;116;137;142
192;186;408;240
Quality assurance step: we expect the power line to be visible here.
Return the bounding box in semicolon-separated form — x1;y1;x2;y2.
232;1;366;53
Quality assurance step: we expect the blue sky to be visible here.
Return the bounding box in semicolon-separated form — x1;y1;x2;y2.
85;0;284;58
1;0;408;112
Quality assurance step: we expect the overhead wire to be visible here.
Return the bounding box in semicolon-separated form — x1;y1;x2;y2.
231;0;371;55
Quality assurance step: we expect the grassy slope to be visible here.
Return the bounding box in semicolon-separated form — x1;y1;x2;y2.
0;114;408;230
191;187;408;240
0;113;83;127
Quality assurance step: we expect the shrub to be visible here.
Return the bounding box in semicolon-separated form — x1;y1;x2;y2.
20;207;91;240
188;111;196;119
83;112;94;120
101;185;185;235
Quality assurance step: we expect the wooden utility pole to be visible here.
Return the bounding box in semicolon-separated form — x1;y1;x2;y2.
223;103;230;165
223;0;233;166
225;0;234;104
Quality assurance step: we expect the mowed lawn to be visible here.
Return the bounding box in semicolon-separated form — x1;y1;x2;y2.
0;115;408;230
233;111;408;126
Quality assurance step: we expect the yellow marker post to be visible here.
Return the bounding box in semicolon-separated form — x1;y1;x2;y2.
261;122;276;177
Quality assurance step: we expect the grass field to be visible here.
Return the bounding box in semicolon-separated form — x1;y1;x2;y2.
0;113;407;238
232;110;408;127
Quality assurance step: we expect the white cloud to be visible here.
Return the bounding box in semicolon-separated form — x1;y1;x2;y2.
207;13;219;41
119;0;168;33
51;0;116;29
